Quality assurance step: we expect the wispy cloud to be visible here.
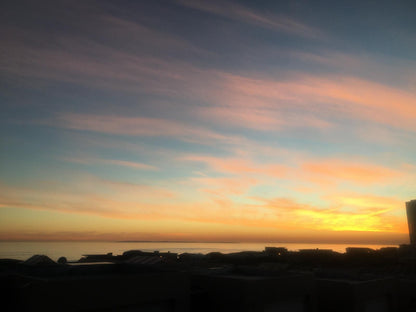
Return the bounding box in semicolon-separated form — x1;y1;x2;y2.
177;0;324;39
1;37;195;95
0;177;178;219
5;11;414;138
182;153;401;186
104;159;158;170
215;72;416;133
64;157;158;171
300;159;401;185
50;113;239;145
0;14;208;96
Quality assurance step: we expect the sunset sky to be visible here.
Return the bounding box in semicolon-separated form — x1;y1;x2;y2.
1;0;415;243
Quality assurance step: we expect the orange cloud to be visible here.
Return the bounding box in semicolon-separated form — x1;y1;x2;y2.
0;179;408;243
300;159;400;185
0;177;180;219
327;194;403;212
259;195;407;233
295;209;398;232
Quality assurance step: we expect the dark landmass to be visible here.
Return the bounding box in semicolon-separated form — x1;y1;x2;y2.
2;245;416;311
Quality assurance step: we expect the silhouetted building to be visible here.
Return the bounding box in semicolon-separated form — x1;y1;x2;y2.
346;247;374;255
406;200;416;244
23;255;57;266
264;246;288;256
2;263;189;312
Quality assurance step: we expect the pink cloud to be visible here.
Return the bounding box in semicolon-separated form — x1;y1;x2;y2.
216;72;416;132
198;105;333;131
198;107;283;131
104;159;158;170
64;157;158;171
7;17;413;136
3;10;414;137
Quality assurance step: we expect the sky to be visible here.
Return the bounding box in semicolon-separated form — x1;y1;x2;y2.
1;0;416;243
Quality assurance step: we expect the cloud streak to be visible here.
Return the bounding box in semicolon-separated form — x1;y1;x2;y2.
64;157;158;171
177;0;324;39
301;159;401;185
51;113;238;145
217;72;416;132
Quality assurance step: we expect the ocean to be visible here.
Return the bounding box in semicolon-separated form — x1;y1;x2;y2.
0;241;400;261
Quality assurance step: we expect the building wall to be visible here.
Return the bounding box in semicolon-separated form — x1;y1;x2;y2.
406;200;416;244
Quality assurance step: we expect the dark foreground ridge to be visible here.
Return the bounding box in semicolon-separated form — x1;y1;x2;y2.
2;245;416;311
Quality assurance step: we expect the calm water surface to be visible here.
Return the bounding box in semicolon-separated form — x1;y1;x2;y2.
0;241;400;261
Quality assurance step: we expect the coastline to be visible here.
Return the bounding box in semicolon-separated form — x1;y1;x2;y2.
0;241;402;261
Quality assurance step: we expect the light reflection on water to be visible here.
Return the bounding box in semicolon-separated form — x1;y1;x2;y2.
0;241;400;261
